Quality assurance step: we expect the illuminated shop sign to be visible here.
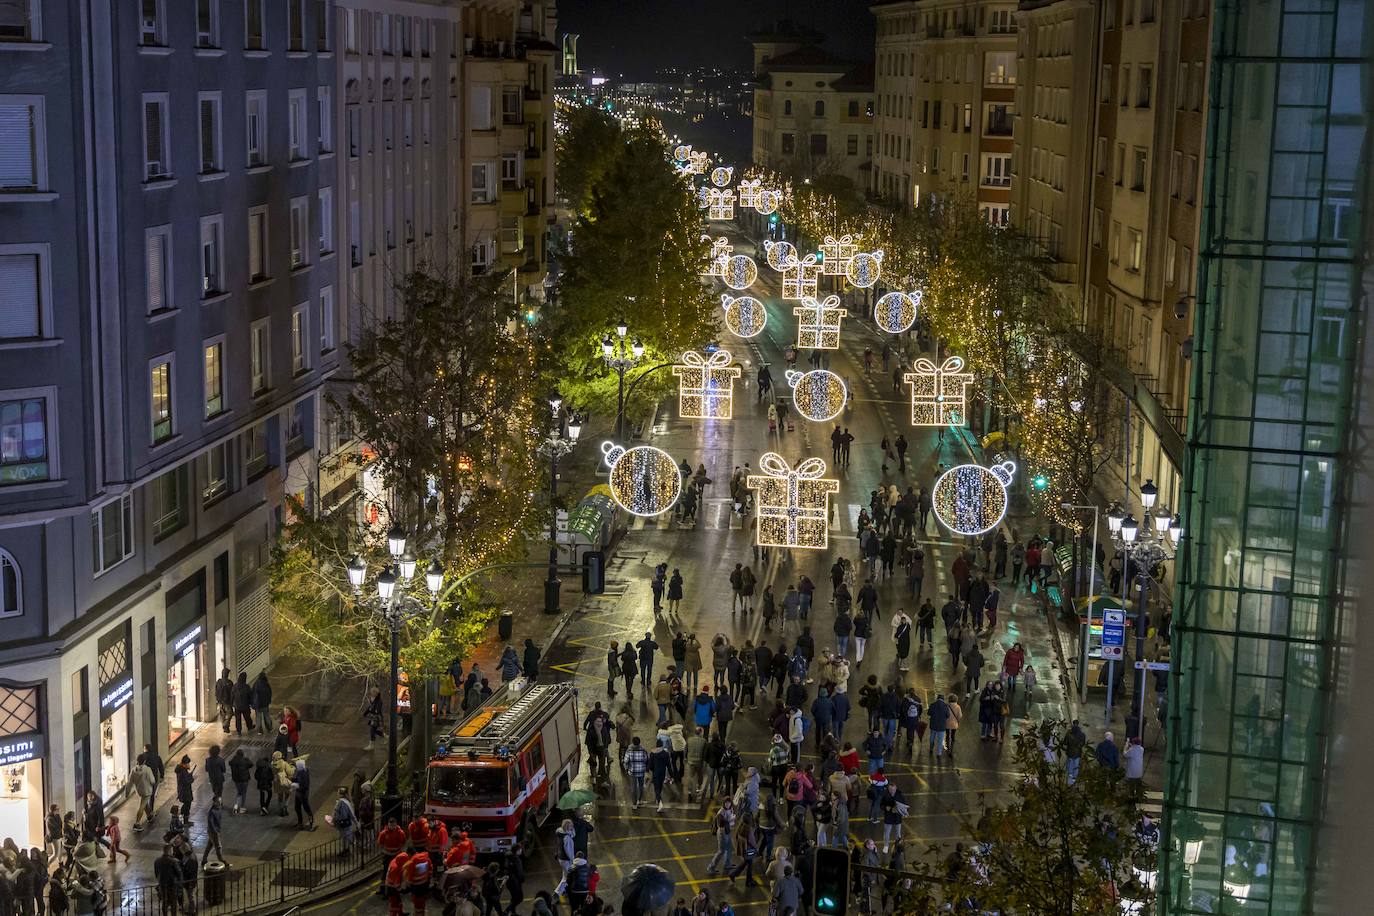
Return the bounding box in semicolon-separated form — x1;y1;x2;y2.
99;675;134;716
170;624;204;659
0;733;44;766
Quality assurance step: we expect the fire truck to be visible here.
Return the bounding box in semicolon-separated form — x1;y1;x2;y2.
425;681;580;854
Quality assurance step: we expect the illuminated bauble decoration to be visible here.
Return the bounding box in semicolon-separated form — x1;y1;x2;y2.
764;240;798;272
793;295;847;349
904;356;975;427
721;255;758;291
673;144;692;162
932;461;1016;536
722;294;767;338
710;166;734;188
602;442;682;517
755;191;780;215
787;369;847;422
747;452;840;550
819;235;857;278
781;254;821;301
845;250;883;288
696;186;711;210
874;291;920;334
672;349;742;420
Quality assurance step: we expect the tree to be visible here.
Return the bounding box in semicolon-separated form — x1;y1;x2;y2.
914;722;1156;914
555;107;622;218
268;265;546;683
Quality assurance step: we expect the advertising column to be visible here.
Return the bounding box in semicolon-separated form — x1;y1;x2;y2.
0;684;46;848
95;623;134;802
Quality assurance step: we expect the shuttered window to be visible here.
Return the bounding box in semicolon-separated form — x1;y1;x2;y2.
145;230;168;312
0;102;37;188
143;95;168;180
0;253;40;338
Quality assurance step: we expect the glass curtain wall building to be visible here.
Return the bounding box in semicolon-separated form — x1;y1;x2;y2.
1163;1;1369;913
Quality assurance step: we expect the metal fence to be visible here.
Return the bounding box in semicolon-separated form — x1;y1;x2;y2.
110;832;380;916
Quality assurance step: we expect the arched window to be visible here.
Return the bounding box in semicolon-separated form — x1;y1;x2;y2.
382;78;395;101
421;78;432;99
345;79;361;104
814;100;825;117
0;550;20;618
783;99;792;116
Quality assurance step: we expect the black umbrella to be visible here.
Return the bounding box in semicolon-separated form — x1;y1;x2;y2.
620;864;676;916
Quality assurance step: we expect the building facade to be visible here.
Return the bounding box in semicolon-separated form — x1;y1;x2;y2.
750;23;874;195
871;2;919;206
1162;0;1369;911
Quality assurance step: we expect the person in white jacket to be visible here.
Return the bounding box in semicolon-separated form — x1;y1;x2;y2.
787;708;806;765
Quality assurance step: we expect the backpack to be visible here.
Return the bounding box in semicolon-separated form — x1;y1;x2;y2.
905;699;921;720
799;715;810;737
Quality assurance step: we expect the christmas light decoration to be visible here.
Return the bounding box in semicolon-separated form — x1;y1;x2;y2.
710;166;734;188
764;239;798;273
756;190;781;215
874;290;920;334
602;442;682;517
707;188;736;221
696;186;711;210
793;295;848;350
904;356;975;426
672;349;742;420
781;254;821;300
688;150;709;174
673;144;692;162
747;452;840;550
787;369;847;422
702;237;732;278
845;250;883;288
819;235;858;277
721;255;758;291
737;179;761;210
722;294;767;338
932;461;1016;536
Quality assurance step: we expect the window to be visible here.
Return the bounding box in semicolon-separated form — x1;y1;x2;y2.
1137;66;1152;108
847;134;858;156
150;357;173;443
1170;150;1182;197
248;207;268;281
196;0;218;47
0;98;43;190
319;286;334;352
140;0;165;45
0;1;39;41
292;306;309;373
317;87;332;153
315;0;330;51
469;86;492;130
988;9;1014;33
981;204;1009;227
92;494;134;574
1131;147;1147;190
144;228;171;314
1127;228;1143;271
289;197;309;268
1115;143;1125;185
201;442;230;504
1091;208;1103;247
1100;65;1112;103
981;153;1011;186
963;103;972;132
809;133;827;156
318;187;334;255
499;215;520;253
289;0;305;50
0;395;48;483
195;93;223;174
1110;221;1121;264
245;0;265;50
1184;155;1198;204
203;339;224;417
245;92;267;166
200;216;223;295
984;51;1015;85
1165;237;1177;285
1140;0;1156;22
984;103;1012;136
1103;0;1115;29
783;99;792;116
0;550;19;617
1120;65;1130;107
470;162;494;203
150;467;184;539
244;422;269;478
287;402;306;450
0;247;46;345
250;320;269;394
501;152;521;190
142;94;170;180
288;89;308;160
847;100;859;117
1095;136;1107;175
502;87;522;125
813;100;825;117
470;238;492;273
780;133;795;155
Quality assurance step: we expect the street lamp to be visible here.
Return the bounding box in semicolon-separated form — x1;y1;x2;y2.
602;320;643;441
542;393;583;615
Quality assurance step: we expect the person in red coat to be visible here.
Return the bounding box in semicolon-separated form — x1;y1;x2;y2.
404;850;434;915
377;817;408;890
445;830;476;868
407;815;430;851
426;819;450;862
385;851;409;916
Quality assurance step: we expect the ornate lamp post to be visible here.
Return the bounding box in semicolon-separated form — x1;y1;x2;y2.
541;393;582;615
602;318;644;441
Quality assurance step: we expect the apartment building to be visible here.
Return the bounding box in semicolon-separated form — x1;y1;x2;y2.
871;2;920;205
750;22;875;194
0;0;345;839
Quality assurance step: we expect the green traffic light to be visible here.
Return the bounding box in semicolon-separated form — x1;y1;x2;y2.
1033;474;1049;490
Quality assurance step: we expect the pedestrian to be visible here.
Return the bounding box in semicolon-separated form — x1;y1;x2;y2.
252;671;274;735
292;758;315;830
894;434;908;472
984;583;1002;632
498;645;522;683
523;639;542;683
619;643;638;698
692;686;717;736
917;487;931;532
946;694;963;757
761;586;777;631
606;641;621;697
233;671;255;734
254;755;274;815
1123;737;1145;795
330;787;358;852
892;611;912;672
228;748;252;814
719;741;743;797
741;565;757;614
963;644;985;697
908;546;925;599
200;796;227;866
1023;665;1038;716
1011;541;1026;585
173;758;195;824
649;741;671;813
282;705;302;755
1001;643;1026;693
403;850;435;916
503;846;526;916
684;634;703;692
363;686;384;751
215;668;234;729
1096;731;1121;770
205;744;227;800
153;845;180;916
667;569;684;614
1064;720;1087;784
104;815;130;865
130;757;156;832
879;782;907;852
853;611;871;664
994;531;1009;579
638;632;660;688
623;737;649;809
716;691;736;741
915;600;935;648
705;799;736;876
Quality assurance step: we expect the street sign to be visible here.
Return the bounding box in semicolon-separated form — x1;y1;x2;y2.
1104;609;1125;625
1102;646;1124;660
1135;661;1171;671
1102;607;1126;661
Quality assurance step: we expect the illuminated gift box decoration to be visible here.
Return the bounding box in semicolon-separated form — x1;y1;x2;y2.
721;255;759;291
710;166;735;188
707;188;736;221
904;356;975;426
737;179;761;210
688;151;710;174
793;295;848;350
702;236;732;278
747;452;840;550
722;294;767;338
672;349;742;420
820;234;858;277
781;254;821;300
764;239;797;272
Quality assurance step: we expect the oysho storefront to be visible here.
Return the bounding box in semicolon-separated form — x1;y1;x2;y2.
0;684;46;848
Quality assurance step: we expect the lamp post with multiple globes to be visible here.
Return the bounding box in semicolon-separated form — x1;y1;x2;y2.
542;392;583;615
602;318;644;442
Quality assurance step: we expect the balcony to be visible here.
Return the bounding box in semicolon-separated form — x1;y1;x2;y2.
984;115;1013;138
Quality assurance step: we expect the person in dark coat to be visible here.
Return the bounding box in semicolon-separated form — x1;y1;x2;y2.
619;643;638;698
523;639;542;683
503;845;526;916
233;672;255;734
205;745;227;800
228;748;253;814
174;757;195;824
254;756;274;815
252;672;274;734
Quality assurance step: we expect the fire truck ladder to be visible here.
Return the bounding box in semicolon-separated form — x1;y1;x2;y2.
444;683;569;756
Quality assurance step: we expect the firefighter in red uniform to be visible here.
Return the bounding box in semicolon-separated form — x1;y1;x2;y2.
377;817;409;891
404;849;434;915
444;830;477;869
426;818;450;864
407;815;430;850
385;850;410;916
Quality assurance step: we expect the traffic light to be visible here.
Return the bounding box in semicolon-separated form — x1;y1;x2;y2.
811;846;850;916
769;214;779;227
1033;472;1050;491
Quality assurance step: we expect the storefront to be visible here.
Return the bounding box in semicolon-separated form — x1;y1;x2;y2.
96;622;134;803
0;684;46;848
166;622;205;748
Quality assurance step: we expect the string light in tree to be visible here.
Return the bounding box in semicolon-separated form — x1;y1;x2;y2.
707;187;736;221
874;290;920;334
932;461;1017;536
787;369;847;422
602;442;682;517
721;255;759;291
672;350;742;420
747;452;840;550
710;166;735;188
845;250;884;288
904;356;975;427
737;179;761;210
764;240;798;273
819;234;858;277
722;294;767;338
781;254;821;300
793;295;848;350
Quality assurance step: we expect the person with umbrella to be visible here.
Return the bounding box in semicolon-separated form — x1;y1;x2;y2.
621;863;676;916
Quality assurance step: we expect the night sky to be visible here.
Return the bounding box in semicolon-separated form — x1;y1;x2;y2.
557;0;877;78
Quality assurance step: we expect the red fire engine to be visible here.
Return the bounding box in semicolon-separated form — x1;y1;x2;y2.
426;682;580;854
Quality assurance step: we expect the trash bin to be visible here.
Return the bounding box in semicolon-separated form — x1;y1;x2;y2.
203;861;227;905
498;610;514;640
